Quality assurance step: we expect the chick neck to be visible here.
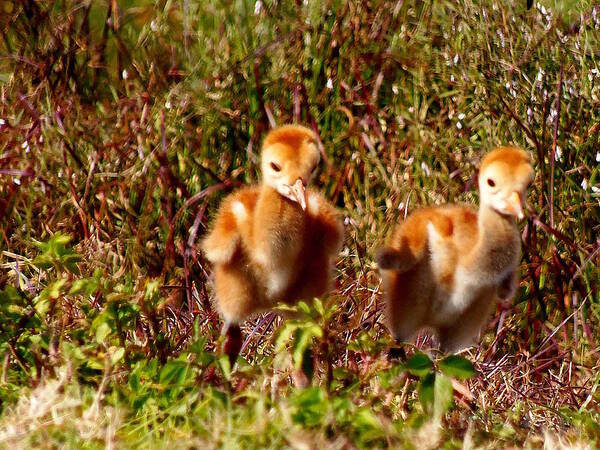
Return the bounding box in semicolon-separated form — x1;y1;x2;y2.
257;184;308;220
467;202;521;281
254;183;308;278
477;202;517;228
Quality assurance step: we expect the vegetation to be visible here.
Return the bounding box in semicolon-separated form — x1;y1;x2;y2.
0;0;599;447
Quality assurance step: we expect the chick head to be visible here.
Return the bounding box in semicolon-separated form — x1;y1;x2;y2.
260;125;321;210
478;146;534;219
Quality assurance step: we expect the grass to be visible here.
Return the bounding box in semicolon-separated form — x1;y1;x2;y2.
0;0;599;448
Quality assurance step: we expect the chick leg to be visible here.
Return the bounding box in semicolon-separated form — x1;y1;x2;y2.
386;346;407;362
382;271;427;344
214;263;260;366
222;322;243;367
386;305;422;344
438;323;479;354
438;290;497;353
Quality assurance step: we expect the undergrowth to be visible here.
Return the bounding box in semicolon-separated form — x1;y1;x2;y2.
0;0;599;448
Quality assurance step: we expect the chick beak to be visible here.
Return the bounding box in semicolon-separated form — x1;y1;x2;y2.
290;179;307;211
505;191;524;219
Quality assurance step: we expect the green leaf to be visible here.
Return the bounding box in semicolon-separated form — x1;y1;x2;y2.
313;298;324;317
64;259;81;275
439;355;476;380
353;408;384;440
406;352;433;378
85;357;105;371
291;387;327;426
38;278;67;300
0;286;22;303
132;392;151;410
61;341;85;359
159;360;188;385
434;373;454;419
274;321;299;352
418;372;435;413
69;277;98;296
129;371;141;393
217;355;232;381
144;279;161;300
297;300;311;315
332;397;352;422
95;321;112;343
51;234;72;247
32;254;53;270
292;325;322;370
34;297;50;316
109;347;125;366
33;234;81;273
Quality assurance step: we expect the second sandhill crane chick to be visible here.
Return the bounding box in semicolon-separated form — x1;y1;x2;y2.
202;125;344;364
376;147;534;353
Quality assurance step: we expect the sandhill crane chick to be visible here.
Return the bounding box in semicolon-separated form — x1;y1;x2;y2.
202;125;344;364
376;147;534;353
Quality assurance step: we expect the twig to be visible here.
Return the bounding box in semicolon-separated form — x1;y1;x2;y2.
528;294;589;364
186;200;209;249
530;214;586;255
83;151;99;205
54;110;84;168
172;180;236;227
514;17;557;70
253;58;270;130
297;80;331;170
569;239;600;284
62;144;89;239
549;64;563;229
240;312;277;355
203;27;305;85
293;84;301;123
496;94;541;157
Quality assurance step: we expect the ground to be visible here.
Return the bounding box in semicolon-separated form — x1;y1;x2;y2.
0;0;599;448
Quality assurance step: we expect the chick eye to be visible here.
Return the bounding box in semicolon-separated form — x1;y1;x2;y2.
270;162;281;172
487;178;496;187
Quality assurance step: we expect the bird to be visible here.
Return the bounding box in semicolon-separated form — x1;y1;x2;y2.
376;147;534;353
201;124;344;365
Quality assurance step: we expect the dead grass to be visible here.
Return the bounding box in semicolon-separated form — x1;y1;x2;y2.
0;0;599;448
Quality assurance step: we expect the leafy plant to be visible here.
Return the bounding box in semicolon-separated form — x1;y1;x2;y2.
275;298;338;382
0;0;598;447
406;351;476;420
33;234;80;275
